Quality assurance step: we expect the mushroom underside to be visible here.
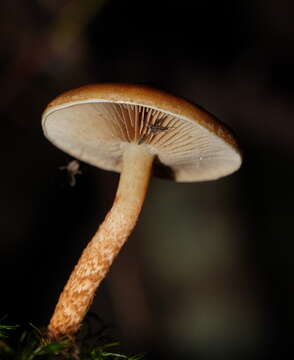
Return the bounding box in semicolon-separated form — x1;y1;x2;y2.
43;102;241;181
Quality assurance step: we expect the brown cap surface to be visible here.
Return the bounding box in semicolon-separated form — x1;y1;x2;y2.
42;83;242;181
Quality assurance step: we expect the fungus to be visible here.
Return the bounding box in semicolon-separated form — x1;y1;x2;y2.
42;83;242;337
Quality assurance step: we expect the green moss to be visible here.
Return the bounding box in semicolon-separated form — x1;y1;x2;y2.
0;322;144;360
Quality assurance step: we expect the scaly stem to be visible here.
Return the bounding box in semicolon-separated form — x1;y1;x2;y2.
48;144;154;337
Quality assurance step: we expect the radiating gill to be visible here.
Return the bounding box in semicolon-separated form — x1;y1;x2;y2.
95;102;209;159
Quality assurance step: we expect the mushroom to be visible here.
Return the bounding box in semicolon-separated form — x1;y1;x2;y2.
42;83;242;338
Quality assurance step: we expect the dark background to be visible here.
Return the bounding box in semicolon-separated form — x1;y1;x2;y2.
1;0;294;359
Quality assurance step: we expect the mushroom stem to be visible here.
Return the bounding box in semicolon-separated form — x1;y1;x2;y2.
48;144;154;338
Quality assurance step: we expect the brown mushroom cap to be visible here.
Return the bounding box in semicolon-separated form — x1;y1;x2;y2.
42;83;242;181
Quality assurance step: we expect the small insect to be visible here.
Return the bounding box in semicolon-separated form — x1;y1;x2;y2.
59;160;82;186
148;117;171;133
138;117;174;144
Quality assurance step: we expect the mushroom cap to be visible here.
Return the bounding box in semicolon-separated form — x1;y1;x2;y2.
42;83;242;182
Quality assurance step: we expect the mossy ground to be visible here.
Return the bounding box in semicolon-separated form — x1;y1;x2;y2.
0;320;144;360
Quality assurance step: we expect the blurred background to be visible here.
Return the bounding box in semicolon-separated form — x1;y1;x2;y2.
1;0;294;359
